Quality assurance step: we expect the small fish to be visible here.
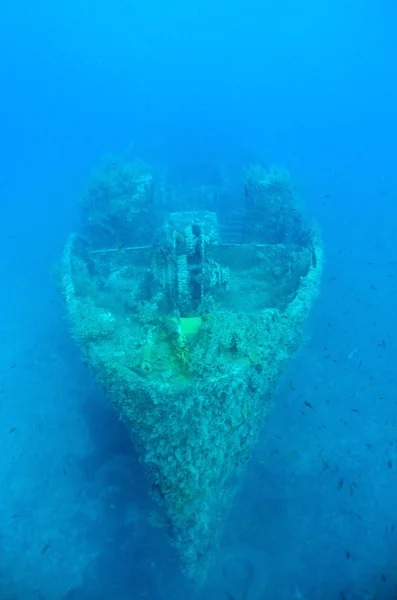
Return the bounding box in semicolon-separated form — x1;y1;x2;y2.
346;551;351;559
285;451;297;460
225;420;245;438
388;458;393;469
160;248;169;262
244;185;249;197
304;401;315;410
320;459;329;474
175;585;188;597
238;521;253;528
41;543;50;554
9;427;16;434
240;406;249;420
337;477;344;490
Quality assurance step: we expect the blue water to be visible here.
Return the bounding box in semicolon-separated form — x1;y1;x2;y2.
1;1;397;598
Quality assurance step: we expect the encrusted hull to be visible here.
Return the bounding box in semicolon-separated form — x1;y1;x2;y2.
61;160;323;581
